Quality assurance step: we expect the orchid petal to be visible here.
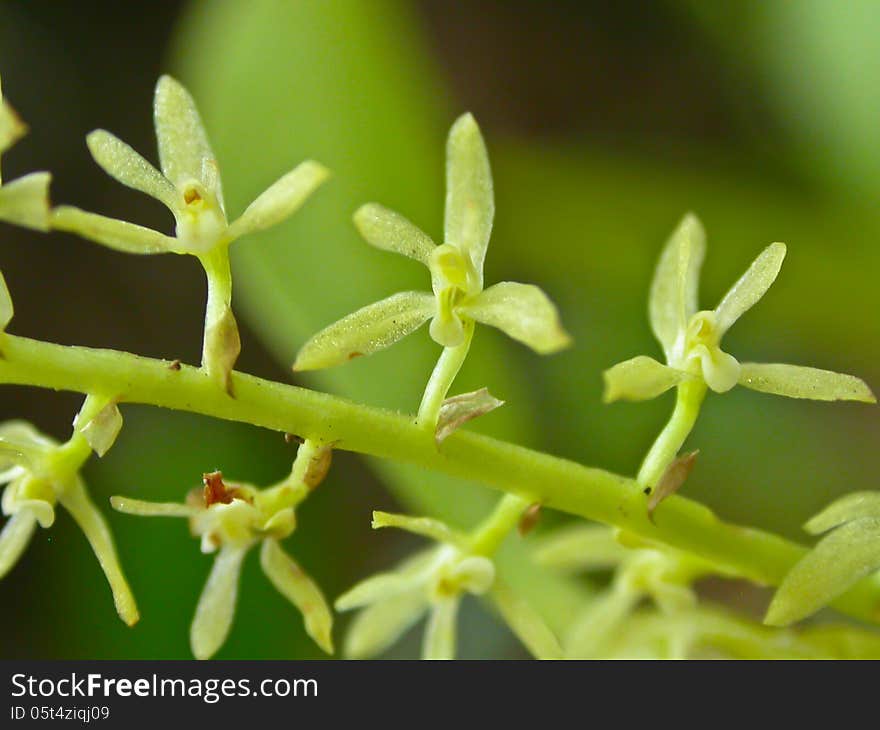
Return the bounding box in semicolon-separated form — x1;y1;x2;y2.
354;203;436;265
60;479;139;626
260;539;333;654
444;113;493;280
52;207;177;255
190;544;246;659
343;589;428;659
226;161;329;242
649;213;705;359
738;362;875;403
0;510;36;579
293;291;435;371
422;596;460;660
154;75;218;194
460;281;571;354
602;356;691;403
714;242;786;335
86;130;178;212
0;172;51;231
488;580;563;659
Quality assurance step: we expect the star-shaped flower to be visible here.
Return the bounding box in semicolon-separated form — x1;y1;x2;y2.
293;113;570;372
0;418;138;625
51;76;328;393
535;524;712;658
336;510;561;660
603;214;875;404
0;78;51;231
112;464;333;659
52;75;327;257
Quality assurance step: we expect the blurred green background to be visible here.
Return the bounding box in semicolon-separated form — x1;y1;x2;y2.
0;0;879;659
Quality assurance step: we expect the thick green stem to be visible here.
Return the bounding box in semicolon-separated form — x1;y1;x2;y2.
637;379;707;488
1;333;879;625
416;320;475;430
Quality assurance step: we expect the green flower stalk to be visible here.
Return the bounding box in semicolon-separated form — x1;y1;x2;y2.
293;113;571;432
0;397;137;626
603;214;875;490
336;495;562;660
51;75;329;394
0;78;51;231
110;439;334;659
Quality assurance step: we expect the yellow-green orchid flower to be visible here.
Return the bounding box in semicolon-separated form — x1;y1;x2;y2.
111;440;333;660
604;214;875;403
293;113;570;373
603;214;874;491
51;75;328;393
52;75;327;257
535;524;715;658
336;509;561;660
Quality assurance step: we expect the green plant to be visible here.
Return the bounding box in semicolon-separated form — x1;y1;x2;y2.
2;71;879;660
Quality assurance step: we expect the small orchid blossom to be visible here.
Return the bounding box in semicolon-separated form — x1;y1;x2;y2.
0;78;51;231
603;214;875;404
0;416;138;626
535;524;713;659
336;509;562;660
111;441;334;660
51;75;328;393
51;75;327;257
293;113;570;373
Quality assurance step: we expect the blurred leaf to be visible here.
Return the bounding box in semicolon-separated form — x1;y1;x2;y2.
680;0;880;196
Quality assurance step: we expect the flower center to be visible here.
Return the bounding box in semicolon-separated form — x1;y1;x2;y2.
676;310;741;393
189;476;295;552
174;180;227;253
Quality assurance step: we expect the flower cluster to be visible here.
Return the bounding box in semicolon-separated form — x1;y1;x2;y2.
2;65;879;661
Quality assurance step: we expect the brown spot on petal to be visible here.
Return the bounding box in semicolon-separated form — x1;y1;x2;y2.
168;359;182;371
518;502;542;536
347;352;364;360
284;433;304;445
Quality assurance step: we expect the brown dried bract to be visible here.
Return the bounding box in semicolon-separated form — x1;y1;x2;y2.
647;450;699;523
284;433;304;444
518;502;542;536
